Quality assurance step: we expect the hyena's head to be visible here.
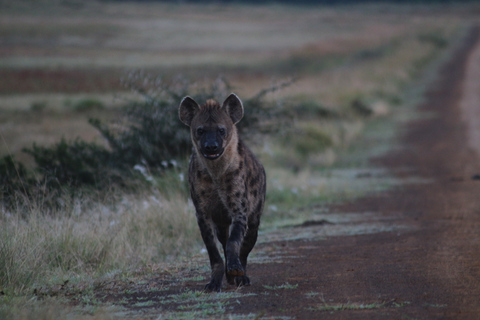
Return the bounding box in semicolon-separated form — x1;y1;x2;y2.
179;93;244;161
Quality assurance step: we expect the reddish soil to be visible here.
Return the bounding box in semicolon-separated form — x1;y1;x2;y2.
96;26;480;319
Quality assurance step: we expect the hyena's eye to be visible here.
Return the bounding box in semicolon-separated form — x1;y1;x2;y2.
196;128;205;136
218;128;226;136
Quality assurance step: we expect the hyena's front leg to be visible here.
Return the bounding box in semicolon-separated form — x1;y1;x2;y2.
235;218;260;286
216;225;236;285
197;215;224;292
226;213;247;277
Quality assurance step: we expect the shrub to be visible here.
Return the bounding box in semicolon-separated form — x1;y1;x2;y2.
284;125;333;159
418;31;448;49
90;72;291;169
72;98;105;112
0;73;290;210
22;138;133;189
0;156;33;210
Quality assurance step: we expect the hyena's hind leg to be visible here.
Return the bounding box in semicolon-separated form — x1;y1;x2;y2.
197;216;225;292
235;220;260;287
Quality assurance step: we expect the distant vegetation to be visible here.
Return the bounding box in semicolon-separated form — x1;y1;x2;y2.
0;74;291;210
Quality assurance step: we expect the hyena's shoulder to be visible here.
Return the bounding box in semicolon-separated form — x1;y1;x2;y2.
238;142;265;181
188;153;214;206
236;141;266;203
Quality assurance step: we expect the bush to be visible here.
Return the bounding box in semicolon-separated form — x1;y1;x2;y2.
0;73;291;210
0;156;32;210
23;138;133;189
88;73;194;169
284;125;333;159
73;98;105;112
91;72;291;169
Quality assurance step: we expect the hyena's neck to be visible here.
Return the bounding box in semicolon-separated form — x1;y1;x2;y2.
197;136;241;181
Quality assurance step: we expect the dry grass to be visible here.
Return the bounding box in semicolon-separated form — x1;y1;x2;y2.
0;189;200;293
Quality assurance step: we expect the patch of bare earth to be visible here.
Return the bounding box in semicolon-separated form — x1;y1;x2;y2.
94;26;480;319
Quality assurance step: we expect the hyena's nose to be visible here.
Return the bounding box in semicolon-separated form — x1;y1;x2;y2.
204;142;219;154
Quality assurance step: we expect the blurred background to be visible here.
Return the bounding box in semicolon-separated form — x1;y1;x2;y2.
2;0;476;167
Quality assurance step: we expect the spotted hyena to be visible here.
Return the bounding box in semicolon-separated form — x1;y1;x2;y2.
179;93;266;292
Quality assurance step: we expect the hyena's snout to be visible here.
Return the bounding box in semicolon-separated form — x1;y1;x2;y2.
199;128;225;160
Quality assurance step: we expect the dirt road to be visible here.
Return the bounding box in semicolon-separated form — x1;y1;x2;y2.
98;26;480;319
224;26;480;319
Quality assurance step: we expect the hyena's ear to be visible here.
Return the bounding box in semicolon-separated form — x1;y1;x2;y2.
179;96;200;127
222;93;244;124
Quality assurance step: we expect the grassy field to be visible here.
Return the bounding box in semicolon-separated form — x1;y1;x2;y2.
1;1;479;319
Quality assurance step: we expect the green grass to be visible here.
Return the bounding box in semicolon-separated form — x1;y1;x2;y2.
312;302;386;312
117;289;259;319
309;299;411;312
263;283;298;290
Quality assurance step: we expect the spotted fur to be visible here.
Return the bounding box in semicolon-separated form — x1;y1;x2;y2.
179;93;266;292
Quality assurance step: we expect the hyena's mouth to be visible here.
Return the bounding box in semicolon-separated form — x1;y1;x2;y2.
202;151;223;160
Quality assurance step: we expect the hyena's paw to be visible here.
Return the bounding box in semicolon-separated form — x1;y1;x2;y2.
235;275;251;287
226;273;236;285
203;280;222;292
226;259;245;276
